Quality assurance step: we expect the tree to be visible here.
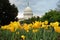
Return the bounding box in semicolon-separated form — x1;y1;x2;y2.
0;0;18;26
41;10;60;22
20;16;41;24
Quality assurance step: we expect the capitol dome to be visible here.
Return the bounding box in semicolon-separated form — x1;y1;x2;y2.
23;0;33;19
24;6;33;15
24;6;33;19
24;7;32;12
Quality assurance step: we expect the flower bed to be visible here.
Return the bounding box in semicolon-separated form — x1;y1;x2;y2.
0;21;60;40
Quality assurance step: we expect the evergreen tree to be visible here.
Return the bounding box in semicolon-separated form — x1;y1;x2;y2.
0;0;18;26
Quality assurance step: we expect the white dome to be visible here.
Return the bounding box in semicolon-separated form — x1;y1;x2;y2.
24;6;33;19
24;7;32;12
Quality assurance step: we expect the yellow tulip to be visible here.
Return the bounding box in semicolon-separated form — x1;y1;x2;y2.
44;21;48;25
52;22;59;27
21;35;25;40
54;27;60;33
32;21;41;29
50;22;53;26
41;24;46;28
1;25;8;30
9;27;15;32
16;32;19;34
23;23;30;31
32;29;38;33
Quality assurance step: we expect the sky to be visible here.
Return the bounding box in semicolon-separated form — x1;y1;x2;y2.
9;0;59;18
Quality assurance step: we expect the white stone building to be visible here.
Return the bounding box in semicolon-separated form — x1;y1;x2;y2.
24;6;33;19
18;0;33;21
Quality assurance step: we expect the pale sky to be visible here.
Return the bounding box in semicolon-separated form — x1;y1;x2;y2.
9;0;59;18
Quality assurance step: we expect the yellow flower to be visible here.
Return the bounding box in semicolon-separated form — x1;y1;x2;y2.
32;21;41;29
9;21;21;31
50;22;53;26
41;24;46;28
16;32;19;34
9;27;15;32
52;22;59;27
23;23;30;31
39;21;42;25
21;35;25;39
1;21;22;32
1;25;8;30
42;22;44;25
26;30;29;32
41;24;48;29
44;21;48;25
54;27;60;33
12;21;19;28
44;25;49;29
17;22;22;29
32;29;38;33
28;24;32;27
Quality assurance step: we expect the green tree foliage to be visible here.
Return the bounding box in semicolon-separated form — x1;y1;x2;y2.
20;10;60;24
41;10;60;22
0;0;18;25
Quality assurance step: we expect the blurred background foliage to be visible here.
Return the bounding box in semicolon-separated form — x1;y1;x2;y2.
20;10;60;24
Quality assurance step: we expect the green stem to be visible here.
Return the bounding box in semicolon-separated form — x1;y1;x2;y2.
11;32;15;40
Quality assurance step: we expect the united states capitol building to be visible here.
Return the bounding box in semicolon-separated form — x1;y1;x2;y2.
19;6;33;21
23;6;33;19
18;6;33;21
18;0;33;21
17;0;41;21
